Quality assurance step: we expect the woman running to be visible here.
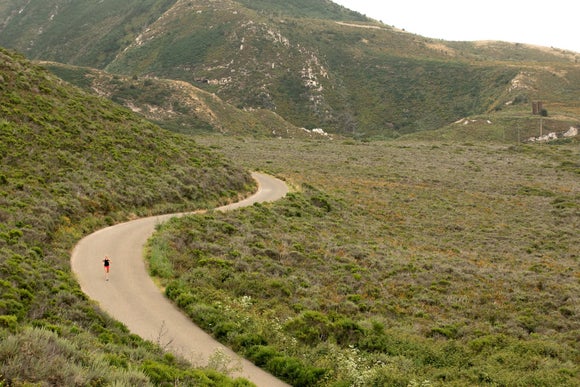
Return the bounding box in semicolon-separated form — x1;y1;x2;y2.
103;255;111;280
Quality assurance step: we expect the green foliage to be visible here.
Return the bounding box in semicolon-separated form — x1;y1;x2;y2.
1;1;577;138
0;327;151;386
0;0;177;68
236;0;368;21
0;48;255;384
0;328;251;386
153;135;580;385
0;315;18;331
148;239;174;278
284;311;332;346
0;1;578;384
267;356;326;387
44;63;310;138
141;359;247;385
404;110;580;144
246;346;326;387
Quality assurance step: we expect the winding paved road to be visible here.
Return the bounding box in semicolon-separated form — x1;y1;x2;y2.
71;172;289;386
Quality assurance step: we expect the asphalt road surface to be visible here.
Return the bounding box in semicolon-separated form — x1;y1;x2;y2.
71;172;289;386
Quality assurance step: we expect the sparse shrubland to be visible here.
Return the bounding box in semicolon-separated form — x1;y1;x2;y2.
404;109;580;144
44;63;316;138
148;136;579;386
0;1;578;385
2;0;578;138
0;48;255;385
235;0;368;21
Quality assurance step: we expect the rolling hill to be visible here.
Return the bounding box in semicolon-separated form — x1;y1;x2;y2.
42;61;332;138
1;0;578;138
0;47;254;385
0;1;579;385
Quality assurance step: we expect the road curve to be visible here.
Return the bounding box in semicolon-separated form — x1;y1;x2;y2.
71;172;289;386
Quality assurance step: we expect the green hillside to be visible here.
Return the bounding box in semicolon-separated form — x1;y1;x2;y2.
1;0;578;138
43;61;332;138
153;135;580;386
0;48;254;385
0;0;579;384
235;0;367;20
0;0;177;68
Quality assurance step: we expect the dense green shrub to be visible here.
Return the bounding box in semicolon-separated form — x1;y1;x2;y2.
267;356;326;387
246;346;326;387
247;345;279;367
284;311;332;346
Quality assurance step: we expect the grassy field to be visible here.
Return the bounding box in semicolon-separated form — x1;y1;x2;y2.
148;136;579;386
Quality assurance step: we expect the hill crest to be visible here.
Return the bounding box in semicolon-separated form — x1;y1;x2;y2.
0;0;578;138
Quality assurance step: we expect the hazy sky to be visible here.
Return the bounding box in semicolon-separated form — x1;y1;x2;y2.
333;0;579;53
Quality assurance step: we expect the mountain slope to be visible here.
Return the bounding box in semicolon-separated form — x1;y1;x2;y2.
43;61;333;138
0;47;253;385
1;0;578;138
0;0;177;68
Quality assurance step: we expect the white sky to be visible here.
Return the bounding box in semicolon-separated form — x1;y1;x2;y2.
333;0;580;53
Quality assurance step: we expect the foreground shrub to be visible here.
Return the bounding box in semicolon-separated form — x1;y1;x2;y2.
0;327;150;386
141;359;254;386
246;345;326;387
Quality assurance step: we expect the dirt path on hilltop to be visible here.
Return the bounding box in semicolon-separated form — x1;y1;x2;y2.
71;172;289;386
